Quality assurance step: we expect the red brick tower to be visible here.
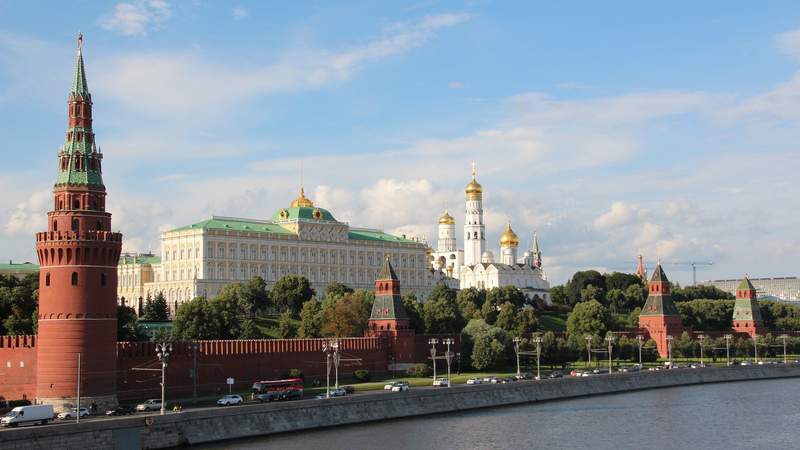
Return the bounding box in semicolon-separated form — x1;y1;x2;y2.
638;263;683;358
35;34;122;411
365;256;416;369
732;277;764;338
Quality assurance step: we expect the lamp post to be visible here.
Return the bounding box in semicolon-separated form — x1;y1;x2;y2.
724;334;732;366
190;341;200;404
779;334;789;364
753;334;759;364
155;342;172;415
443;338;454;387
636;335;644;366
697;334;706;366
532;335;543;380
76;353;81;424
605;334;615;374
332;339;340;390
666;335;674;369
513;337;522;378
428;338;438;386
322;341;332;398
584;334;593;368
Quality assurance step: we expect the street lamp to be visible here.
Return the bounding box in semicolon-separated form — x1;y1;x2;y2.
666;335;674;369
513;337;522;378
443;338;454;387
697;334;706;366
724;334;733;366
636;335;644;366
155;342;172;415
605;334;615;374
428;338;439;386
779;334;789;364
322;339;340;398
532;335;543;380
584;334;593;368
753;334;759;364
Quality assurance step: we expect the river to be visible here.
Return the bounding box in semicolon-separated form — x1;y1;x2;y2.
198;378;800;450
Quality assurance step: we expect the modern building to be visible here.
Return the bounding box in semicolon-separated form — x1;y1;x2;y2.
118;188;451;313
431;164;550;302
700;277;800;301
34;34;122;411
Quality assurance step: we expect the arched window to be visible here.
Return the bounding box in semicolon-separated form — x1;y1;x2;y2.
45;273;50;287
71;272;78;286
73;198;80;209
72;219;79;232
101;273;107;286
53;220;58;231
96;220;102;230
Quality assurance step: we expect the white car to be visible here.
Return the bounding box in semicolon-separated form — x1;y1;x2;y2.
57;407;89;420
385;380;409;390
217;394;243;406
390;382;410;392
136;399;163;412
433;378;450;387
466;378;482;385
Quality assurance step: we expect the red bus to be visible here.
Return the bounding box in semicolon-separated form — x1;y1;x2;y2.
251;378;304;402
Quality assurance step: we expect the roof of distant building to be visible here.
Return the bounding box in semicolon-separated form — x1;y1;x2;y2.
0;261;39;274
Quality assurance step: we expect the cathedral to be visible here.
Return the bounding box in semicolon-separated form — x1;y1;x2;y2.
430;165;550;302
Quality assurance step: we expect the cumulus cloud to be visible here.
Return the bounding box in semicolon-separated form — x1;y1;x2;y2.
232;6;249;20
593;202;641;230
775;28;800;59
448;81;464;89
100;0;172;36
3;190;50;236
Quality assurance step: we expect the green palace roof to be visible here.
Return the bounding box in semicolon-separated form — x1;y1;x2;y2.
348;229;418;244
119;255;161;265
271;206;337;222
170;217;294;235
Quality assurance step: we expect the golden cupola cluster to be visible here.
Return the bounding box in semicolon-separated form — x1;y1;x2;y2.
290;187;315;208
438;210;455;225
500;223;520;248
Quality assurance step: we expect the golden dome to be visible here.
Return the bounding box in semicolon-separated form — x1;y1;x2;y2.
500;223;520;248
438;210;455;225
465;178;483;200
290;187;314;208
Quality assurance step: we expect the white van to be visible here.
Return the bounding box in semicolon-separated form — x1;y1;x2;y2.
1;405;54;427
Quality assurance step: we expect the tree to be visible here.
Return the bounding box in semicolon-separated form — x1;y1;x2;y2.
549;285;569;306
514;308;538;336
117;305;146;341
239;318;262;339
494;302;519;334
456;287;485;320
604;272;643;292
324;282;353;300
401;294;425;332
565;270;606;306
566;299;611;336
271;275;315;318
241;277;270;318
486;286;526;310
321;290;373;337
0;273;38;335
422;284;464;333
672;285;733;302
471;327;509;370
142;292;169;321
580;284;604;304
171;297;217;340
277;311;297;338
298;299;323;338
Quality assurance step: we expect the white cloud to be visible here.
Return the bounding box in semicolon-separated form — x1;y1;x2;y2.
775;28;800;59
100;0;172;36
448;81;464;89
232;6;249;20
3;190;50;236
593;202;641;230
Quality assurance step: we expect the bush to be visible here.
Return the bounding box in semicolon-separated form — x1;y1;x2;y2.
287;368;304;379
406;363;430;378
8;399;31;408
353;369;370;382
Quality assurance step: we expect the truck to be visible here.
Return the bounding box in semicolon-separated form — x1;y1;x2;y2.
1;405;54;427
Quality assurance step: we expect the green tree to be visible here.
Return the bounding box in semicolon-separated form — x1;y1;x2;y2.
271;275;315;318
549;285;569;306
494;302;519;334
456;287;485;320
142;292;169;321
604;272;643;292
241;277;270;318
321;290;373;337
239;318;262;339
171;297;217;340
566;299;611;336
580;284;604;304
471;327;509;370
277;311;297;338
565;270;606;306
0;273;39;335
422;284;464;333
401;294;425;332
324;282;353;300
298;299;323;338
117;305;146;341
514;308;538;336
486;286;527;310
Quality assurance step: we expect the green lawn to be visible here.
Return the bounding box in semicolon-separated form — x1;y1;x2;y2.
253;315;300;339
538;312;567;332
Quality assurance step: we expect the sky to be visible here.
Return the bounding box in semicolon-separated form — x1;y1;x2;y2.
1;1;800;286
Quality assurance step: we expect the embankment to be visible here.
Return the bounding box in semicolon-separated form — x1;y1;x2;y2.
2;364;799;449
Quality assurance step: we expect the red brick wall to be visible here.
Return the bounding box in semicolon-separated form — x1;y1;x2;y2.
0;336;37;402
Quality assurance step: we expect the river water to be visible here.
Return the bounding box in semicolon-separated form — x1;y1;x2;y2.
199;379;800;450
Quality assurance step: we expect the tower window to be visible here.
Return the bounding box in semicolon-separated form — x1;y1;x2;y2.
45;273;50;287
53;220;58;231
72;219;79;232
73;199;80;209
96;220;102;230
101;273;107;287
71;272;78;286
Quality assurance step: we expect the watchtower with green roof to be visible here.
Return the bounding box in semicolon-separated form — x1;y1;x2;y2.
732;277;764;337
366;256;416;365
638;263;684;358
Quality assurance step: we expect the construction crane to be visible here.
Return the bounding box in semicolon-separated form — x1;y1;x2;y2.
661;261;713;286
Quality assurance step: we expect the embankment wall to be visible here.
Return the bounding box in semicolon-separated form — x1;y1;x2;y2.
2;364;799;449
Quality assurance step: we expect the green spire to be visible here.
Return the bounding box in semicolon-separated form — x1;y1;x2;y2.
639;263;680;316
72;32;90;98
737;277;755;291
370;257;408;320
377;255;399;280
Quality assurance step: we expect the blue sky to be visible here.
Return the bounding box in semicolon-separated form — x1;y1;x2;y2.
1;1;800;285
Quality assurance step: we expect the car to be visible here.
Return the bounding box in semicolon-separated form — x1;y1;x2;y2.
57;407;89;420
548;371;564;379
217;394;243;406
105;405;135;416
254;392;280;402
278;389;303;401
592;368;609;375
740;361;752;366
390;382;410;392
136;399;162;412
315;388;346;400
689;363;707;369
466;378;482;385
341;386;356;395
514;373;534;380
1;405;54;427
433;378;450;387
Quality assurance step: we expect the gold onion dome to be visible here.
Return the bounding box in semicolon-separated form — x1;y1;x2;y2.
290;187;314;208
439;210;455;225
465;178;483;199
500;223;520;248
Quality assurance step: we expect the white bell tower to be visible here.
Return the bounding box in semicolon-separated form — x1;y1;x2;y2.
464;162;485;266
